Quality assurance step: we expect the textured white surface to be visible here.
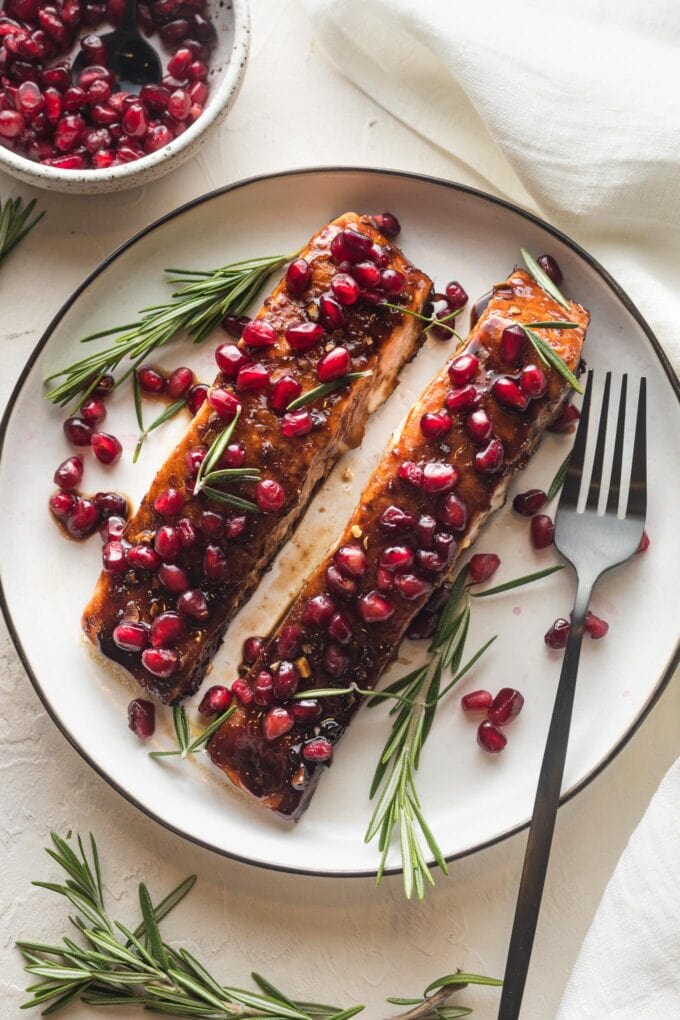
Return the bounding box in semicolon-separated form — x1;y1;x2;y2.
1;2;678;1018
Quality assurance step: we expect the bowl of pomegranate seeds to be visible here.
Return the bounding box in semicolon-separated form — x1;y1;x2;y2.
0;0;250;192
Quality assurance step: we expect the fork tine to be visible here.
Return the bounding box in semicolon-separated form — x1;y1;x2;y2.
559;371;593;508
605;376;627;515
626;377;647;519
585;373;612;511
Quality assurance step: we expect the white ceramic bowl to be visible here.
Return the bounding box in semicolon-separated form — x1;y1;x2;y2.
0;0;250;194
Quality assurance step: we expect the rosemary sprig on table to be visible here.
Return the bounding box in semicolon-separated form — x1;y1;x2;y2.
17;833;501;1018
44;252;291;409
0;196;44;268
192;408;262;512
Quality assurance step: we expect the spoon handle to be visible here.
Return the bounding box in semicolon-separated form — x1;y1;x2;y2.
122;0;139;33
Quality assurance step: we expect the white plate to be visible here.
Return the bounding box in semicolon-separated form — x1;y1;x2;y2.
1;169;678;877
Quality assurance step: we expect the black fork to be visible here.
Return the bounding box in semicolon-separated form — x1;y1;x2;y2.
498;372;647;1019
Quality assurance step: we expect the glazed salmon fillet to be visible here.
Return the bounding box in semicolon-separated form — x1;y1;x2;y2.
82;213;432;703
207;268;589;817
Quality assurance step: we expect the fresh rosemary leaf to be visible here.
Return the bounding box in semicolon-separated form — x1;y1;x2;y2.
523;320;579;329
134;398;186;463
423;973;504;994
286;371;373;412
547;451;571;501
173;704;191;754
185;704;238;753
520;326;584;394
432;566;468;651
520;248;571;310
133;372;144;431
0;196;44;268
139;884;168;971
470;564;563;598
200;467;261;483
365;668;425;708
201;486;260;513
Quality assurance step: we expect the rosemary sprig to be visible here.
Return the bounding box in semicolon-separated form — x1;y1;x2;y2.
382;302;466;344
0;196;44;268
192;408;262;512
519;325;584;394
547;451;571;501
133;397;187;463
149;703;238;759
17;833;501;1018
286;371;373;411
520;247;570;310
45;252;291;408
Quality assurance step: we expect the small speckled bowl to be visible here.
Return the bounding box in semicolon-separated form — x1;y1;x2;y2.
0;0;250;194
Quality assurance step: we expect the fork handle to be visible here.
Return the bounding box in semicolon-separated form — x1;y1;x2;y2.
497;583;592;1020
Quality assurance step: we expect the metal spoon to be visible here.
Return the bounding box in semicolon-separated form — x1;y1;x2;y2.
72;0;162;94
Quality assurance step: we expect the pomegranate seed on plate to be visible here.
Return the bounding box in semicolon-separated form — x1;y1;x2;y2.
292;699;322;725
142;647;179;678
585;611;609;639
380;268;405;295
277;624;303;659
80;396;106;424
198;510;224;539
477;719;508;753
500;324;525;364
330;228;372;263
416;514;437;548
242;319;277;348
221;314;250;338
530;514;555;549
272;660;300;700
636;530;650;553
379;545;414;572
545;618;570;649
319;294;346;329
537;254;563;284
461;689;493;713
137;366;166;394
67;497;100;537
215;343;250;378
302;736;333;762
327;610;353;644
203;543;228;581
475;437;505;474
128;698;155;739
167;366;194;398
513;488;547;516
262;705;294;741
489;688;524;726
53;455;83;490
198;685;231;716
352;261;381;287
92;432;122;465
154;524;181;561
448;353;479;386
100;515;126;542
493;376;529;412
398;461;423;487
286;257;310;295
114;622;149;652
317;346;350;381
63;416;93;446
242;635;265;664
150;611;187;648
95;491;129;518
468;553;500;582
372;211;401;237
331;272;360;305
187;383;209;415
444;280;467;310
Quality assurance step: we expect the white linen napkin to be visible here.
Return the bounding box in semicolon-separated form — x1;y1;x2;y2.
303;1;680;1014
303;0;680;374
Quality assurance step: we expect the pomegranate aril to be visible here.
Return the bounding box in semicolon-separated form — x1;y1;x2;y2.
203;543;228;581
285;321;324;352
326;563;358;599
327;610;353;645
380;504;416;534
357;590;395;623
242;635;265;664
154;487;184;516
100;514;126;542
323;642;349;676
394;573;432;601
331;272;360;306
177;516;198;548
302;736;333;762
279;409;312;438
585;611;609;639
477;719;507;753
530;514;555;549
207;387;240;420
437;492;468;531
475;438;505;474
330;227;373;263
176;588;209;621
0;110;26;140
489;687;524;726
198;509;224;538
231;677;254;706
16;80;44;115
320;296;347;331
277;624;303;659
270;376;301;414
187;383;208;415
49;490;75;523
144;124;172;152
352;261;380;287
220;442;245;468
545;618;570;649
446;385;479;414
444;280;468;310
63;416;93;446
317;346;350;382
272;660;300;700
513;488;547;516
372;211;401;237
636;530;650;554
128;698;155;738
158;563;189;593
461;689;493;713
549;403;580;432
150;611;187;648
416;514;437;548
127;544;161;570
379;545;414;572
448;353;479;386
167;88;190;121
66;497;100;537
263;706;294;741
236;363;270;392
240;320;276;350
154;524;180;561
114;622;149;652
253;672;274;707
422;461;458;493
398;461;423;487
256;479;285;512
101;540;127;573
167;366;193;398
500;324;526;365
493;377;529;411
225;514;247;540
537;254;563;284
137;366;166;394
142;646;179;678
91;432;122;465
139;82;170;111
520;364;547;399
303;593;336;628
468;553;500;583
420;411;451;440
335;544;369;578
197;684;231;716
286;257;310;295
53;455;83;490
292;699;322;725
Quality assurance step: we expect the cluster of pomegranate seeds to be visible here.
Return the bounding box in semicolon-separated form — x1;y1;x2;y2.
0;0;218;170
462;686;524;753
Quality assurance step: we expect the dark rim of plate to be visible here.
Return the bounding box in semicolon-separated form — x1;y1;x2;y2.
1;167;678;879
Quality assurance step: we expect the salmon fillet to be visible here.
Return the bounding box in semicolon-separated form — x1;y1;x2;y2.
207;268;590;817
82;213;433;703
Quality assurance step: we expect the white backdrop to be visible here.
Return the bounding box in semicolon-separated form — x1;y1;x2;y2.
1;2;678;1017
